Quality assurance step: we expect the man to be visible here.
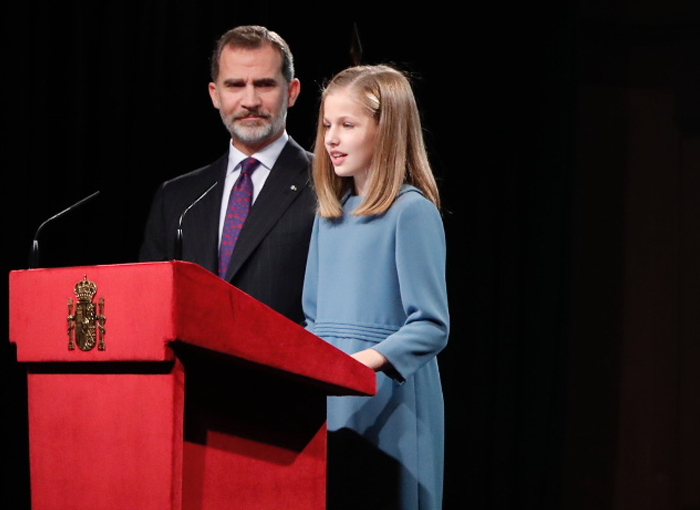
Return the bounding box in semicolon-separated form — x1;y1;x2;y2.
139;25;315;323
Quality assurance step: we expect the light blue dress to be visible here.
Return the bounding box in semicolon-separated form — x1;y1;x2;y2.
303;185;450;510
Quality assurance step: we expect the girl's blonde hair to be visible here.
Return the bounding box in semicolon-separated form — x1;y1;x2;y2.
312;64;441;218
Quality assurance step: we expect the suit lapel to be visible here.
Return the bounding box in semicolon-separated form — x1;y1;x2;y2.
224;139;311;280
185;156;228;273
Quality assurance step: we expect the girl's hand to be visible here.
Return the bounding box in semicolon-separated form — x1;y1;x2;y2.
351;348;388;372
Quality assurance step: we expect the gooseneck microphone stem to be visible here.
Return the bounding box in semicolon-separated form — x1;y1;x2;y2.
29;191;100;269
175;182;217;260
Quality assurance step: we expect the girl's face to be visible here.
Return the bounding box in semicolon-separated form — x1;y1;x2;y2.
322;89;378;196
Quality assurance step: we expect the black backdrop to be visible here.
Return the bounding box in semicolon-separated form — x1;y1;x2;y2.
2;3;580;509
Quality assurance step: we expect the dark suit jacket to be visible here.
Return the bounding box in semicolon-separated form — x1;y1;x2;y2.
139;137;316;323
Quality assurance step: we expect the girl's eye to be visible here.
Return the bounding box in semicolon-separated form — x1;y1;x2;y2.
343;123;354;128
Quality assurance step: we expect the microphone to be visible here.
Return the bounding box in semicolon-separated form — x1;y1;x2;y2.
29;191;100;269
174;182;217;260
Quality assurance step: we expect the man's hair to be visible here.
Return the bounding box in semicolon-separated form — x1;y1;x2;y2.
210;25;295;83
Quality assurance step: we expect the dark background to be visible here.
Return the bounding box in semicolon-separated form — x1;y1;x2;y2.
2;1;699;509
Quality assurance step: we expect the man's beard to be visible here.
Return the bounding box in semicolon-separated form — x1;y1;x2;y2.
221;107;287;145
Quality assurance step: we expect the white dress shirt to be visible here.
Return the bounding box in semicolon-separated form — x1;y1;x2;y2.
218;132;289;245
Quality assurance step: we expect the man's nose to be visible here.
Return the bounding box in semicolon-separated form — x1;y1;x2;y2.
241;85;262;108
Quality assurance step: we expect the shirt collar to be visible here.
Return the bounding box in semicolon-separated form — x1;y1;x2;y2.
226;131;289;174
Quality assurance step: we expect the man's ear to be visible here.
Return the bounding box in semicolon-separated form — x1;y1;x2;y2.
287;78;301;108
208;82;221;109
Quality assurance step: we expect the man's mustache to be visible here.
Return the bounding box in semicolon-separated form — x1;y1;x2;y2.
233;109;271;120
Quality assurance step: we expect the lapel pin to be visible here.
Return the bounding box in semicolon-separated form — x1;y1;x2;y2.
290;185;298;192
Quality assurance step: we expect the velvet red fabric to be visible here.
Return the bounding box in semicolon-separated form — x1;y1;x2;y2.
9;261;376;509
26;362;185;510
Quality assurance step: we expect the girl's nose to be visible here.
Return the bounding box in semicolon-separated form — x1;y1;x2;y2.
325;126;338;145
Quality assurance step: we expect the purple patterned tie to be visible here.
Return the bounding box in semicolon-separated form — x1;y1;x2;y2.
218;157;260;278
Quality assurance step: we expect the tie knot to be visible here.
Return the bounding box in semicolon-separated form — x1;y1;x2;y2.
240;157;260;176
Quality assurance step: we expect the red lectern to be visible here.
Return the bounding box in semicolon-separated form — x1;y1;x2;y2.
9;261;376;510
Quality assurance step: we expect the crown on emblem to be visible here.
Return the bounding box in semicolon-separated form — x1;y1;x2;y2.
74;275;97;301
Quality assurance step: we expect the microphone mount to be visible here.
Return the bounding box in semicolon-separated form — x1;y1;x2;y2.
29;191;101;269
175;182;217;260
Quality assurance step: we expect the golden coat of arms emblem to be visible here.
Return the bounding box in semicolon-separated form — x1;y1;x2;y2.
67;275;106;351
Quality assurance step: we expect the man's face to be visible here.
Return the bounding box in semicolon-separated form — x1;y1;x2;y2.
208;43;300;154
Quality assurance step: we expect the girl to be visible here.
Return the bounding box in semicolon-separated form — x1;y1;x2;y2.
303;64;450;510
